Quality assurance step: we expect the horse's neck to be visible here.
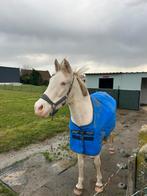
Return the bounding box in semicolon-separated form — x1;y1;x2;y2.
68;78;93;126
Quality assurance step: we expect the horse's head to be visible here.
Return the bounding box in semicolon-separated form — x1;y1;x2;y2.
34;59;73;117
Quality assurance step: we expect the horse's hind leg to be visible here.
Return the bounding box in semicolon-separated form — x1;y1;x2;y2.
74;154;84;195
109;134;115;154
94;155;103;193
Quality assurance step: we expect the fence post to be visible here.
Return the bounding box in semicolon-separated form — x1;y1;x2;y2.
126;155;137;196
136;125;147;194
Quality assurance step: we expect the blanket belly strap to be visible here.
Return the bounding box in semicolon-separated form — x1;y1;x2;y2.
72;130;94;141
72;130;94;135
71;130;94;141
72;135;94;141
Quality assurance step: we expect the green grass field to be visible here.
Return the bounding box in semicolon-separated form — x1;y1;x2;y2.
0;182;17;196
0;85;69;153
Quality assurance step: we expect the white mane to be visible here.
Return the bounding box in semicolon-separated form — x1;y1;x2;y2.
74;65;90;76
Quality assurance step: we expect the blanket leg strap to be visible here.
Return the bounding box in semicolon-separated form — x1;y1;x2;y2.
109;134;115;154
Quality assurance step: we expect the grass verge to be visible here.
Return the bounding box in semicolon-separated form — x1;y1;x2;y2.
0;181;17;196
0;85;69;153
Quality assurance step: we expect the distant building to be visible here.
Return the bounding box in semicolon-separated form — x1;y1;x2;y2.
86;72;147;110
0;66;20;84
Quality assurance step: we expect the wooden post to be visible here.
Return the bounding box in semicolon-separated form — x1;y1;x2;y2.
126;155;137;196
136;125;147;192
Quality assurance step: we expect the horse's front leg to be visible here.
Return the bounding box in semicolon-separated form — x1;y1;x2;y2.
94;155;103;193
74;154;84;195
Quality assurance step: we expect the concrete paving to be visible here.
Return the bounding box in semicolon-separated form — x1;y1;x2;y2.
0;140;131;196
1;108;147;196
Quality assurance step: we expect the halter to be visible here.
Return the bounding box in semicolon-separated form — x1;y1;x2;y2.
41;74;75;117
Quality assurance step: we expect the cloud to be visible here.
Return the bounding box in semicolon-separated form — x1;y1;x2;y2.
126;0;147;6
0;0;147;72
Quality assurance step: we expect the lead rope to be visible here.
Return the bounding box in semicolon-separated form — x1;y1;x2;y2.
93;164;123;196
93;165;147;196
129;187;147;196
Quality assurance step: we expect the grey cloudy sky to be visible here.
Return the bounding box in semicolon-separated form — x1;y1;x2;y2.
0;0;147;72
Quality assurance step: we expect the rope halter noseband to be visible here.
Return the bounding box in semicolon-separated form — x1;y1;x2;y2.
41;74;75;117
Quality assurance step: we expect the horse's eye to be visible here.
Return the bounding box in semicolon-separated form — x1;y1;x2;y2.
61;82;66;86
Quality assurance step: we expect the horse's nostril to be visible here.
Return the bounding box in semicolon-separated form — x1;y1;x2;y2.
38;105;43;111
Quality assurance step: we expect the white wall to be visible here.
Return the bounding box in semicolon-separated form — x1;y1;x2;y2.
86;73;147;91
86;75;98;88
114;74;142;90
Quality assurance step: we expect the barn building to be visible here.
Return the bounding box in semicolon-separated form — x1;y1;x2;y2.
86;72;147;110
0;66;20;84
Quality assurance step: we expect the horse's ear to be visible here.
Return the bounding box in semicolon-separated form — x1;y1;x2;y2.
54;59;61;72
61;59;72;74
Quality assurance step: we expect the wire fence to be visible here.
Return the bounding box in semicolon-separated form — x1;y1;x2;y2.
0;84;46;93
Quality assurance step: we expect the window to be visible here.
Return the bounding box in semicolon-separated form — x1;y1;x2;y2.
99;78;113;89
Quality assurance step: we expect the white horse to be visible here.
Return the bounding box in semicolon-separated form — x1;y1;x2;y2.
34;59;116;195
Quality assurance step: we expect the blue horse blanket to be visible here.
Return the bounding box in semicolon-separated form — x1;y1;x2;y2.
69;92;116;156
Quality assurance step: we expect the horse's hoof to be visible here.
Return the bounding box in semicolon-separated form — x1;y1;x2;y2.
95;185;104;193
73;187;83;195
109;147;115;154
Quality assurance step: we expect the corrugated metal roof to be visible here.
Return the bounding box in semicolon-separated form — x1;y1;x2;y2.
0;65;20;69
85;71;147;75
